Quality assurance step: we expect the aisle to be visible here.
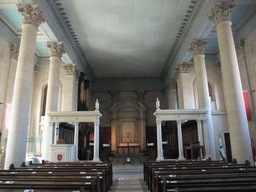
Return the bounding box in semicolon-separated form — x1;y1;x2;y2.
109;153;149;192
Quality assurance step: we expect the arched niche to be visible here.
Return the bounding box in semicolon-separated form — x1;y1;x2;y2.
110;100;146;153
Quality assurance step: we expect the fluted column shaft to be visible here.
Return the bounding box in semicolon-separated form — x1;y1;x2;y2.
4;4;45;169
209;2;253;164
42;42;65;160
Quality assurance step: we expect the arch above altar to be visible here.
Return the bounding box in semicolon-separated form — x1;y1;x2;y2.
110;100;146;153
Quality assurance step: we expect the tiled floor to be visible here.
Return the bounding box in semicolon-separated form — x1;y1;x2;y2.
109;153;149;192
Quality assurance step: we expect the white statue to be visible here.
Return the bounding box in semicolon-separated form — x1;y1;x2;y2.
95;99;99;111
156;98;160;110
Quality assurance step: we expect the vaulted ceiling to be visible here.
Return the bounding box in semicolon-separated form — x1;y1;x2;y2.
0;0;256;81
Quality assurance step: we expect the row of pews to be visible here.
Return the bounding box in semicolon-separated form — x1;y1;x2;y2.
0;160;112;192
144;158;256;192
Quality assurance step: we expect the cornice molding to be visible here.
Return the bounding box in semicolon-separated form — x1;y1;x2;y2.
33;0;94;80
162;0;204;77
163;0;215;82
233;5;256;32
0;10;21;34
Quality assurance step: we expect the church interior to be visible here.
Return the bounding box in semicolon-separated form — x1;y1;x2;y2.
1;0;256;191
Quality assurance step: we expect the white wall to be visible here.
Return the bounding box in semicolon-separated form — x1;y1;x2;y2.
0;36;11;151
239;27;256;142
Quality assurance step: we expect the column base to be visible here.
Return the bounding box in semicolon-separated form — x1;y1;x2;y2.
92;158;101;162
178;156;186;160
156;156;164;161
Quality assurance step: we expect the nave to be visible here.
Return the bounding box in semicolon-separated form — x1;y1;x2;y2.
109;153;149;192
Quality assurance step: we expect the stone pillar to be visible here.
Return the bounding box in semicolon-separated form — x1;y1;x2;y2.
209;2;254;164
196;120;204;146
54;122;59;145
63;64;80;111
166;81;178;109
4;4;45;169
174;62;194;109
177;120;185;160
93;120;101;162
42;41;65;160
93;100;101;162
188;39;217;159
156;120;164;160
74;122;79;161
170;85;178;109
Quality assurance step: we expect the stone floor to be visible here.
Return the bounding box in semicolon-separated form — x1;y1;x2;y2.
109;153;149;192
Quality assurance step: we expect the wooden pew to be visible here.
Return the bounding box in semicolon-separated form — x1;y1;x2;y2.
0;168;100;192
144;159;226;185
150;163;252;191
7;168;107;192
16;165;110;192
27;161;113;188
166;176;256;192
0;180;98;192
143;159;254;192
151;164;256;192
144;160;231;191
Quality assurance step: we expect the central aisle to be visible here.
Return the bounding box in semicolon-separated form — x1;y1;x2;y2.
109;153;149;192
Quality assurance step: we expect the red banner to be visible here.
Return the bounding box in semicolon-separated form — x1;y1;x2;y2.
243;91;251;121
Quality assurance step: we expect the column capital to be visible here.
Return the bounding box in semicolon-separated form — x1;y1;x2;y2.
17;4;46;27
176;120;182;124
174;62;193;77
63;63;78;75
235;39;245;57
208;2;235;26
10;43;19;60
47;42;66;58
34;64;40;76
188;39;207;56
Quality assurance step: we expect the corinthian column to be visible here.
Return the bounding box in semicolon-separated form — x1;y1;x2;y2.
4;4;45;169
209;2;254;164
188;39;217;159
42;42;65;160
